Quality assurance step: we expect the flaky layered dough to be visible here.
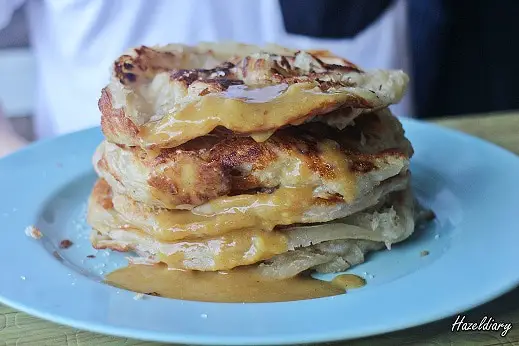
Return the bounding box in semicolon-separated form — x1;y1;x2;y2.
100;43;409;148
88;169;409;244
89;178;418;274
95;109;413;209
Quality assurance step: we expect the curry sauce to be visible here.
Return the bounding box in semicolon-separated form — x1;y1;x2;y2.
105;264;366;303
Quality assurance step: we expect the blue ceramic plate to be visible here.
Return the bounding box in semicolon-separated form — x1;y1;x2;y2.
0;119;518;345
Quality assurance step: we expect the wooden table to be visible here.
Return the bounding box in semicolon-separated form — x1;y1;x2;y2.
1;112;518;345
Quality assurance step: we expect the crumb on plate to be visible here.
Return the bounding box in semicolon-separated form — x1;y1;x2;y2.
59;239;73;249
86;255;96;258
420;250;430;257
133;293;145;300
25;225;42;239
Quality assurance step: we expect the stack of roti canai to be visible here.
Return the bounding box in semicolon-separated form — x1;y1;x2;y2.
87;42;426;280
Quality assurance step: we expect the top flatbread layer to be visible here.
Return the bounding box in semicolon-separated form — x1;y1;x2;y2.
100;42;409;149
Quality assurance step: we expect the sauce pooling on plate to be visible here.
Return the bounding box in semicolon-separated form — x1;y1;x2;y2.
105;264;366;303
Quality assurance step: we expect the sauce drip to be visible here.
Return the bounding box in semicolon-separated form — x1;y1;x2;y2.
331;274;366;290
155;229;289;271
135;82;358;148
105;264;345;303
113;186;316;242
113;183;355;243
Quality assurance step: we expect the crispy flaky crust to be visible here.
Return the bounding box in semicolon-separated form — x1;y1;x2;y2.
99;42;409;148
94;109;413;209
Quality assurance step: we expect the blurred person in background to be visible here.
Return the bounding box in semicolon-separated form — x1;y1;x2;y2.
408;0;519;118
0;0;410;158
0;106;27;157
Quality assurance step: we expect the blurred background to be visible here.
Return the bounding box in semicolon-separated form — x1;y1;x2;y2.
0;6;34;141
1;0;518;143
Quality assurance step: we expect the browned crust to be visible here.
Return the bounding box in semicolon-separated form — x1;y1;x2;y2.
147;164;230;206
92;178;114;210
97;111;412;207
143;125;407;181
115;46;362;89
114;46;181;86
99;88;140;145
89;183;134;253
147;174;179;196
97;156;123;185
